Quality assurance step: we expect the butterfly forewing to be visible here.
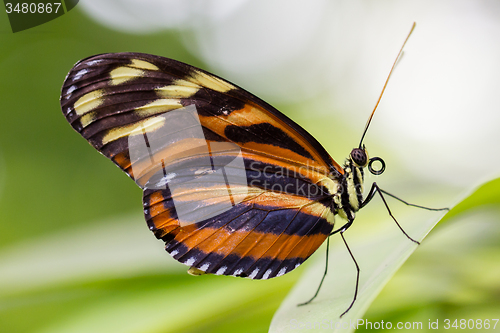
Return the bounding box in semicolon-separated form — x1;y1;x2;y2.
60;52;340;279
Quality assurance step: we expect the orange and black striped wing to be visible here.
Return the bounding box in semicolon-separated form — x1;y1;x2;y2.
60;52;341;279
144;186;335;279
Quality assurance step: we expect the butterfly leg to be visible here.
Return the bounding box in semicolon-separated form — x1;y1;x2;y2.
339;231;360;318
361;182;421;244
298;225;360;318
297;236;330;306
330;221;353;236
298;219;359;317
376;188;449;212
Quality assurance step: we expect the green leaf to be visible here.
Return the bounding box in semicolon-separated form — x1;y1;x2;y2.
270;177;500;332
436;176;500;227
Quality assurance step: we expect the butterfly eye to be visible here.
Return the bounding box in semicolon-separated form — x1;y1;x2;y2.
368;157;386;175
350;148;368;167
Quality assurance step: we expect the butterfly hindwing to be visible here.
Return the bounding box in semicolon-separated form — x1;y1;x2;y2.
143;186;334;279
60;52;341;279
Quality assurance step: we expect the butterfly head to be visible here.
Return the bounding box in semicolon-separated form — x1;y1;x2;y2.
342;147;386;214
350;147;369;168
349;146;386;176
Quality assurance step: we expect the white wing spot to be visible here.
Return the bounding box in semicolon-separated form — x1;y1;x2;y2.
185;257;196;266
233;268;243;276
200;263;210;272
215;266;227;275
249;268;259;279
154;173;176;188
262;269;272;280
65;85;77;99
87;59;102;66
73;69;88;81
276;267;287;277
170;250;179;257
294;263;301;269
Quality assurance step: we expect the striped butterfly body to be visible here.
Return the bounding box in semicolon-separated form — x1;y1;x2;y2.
60;27;445;316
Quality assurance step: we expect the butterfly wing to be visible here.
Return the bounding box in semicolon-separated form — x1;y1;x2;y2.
61;52;341;278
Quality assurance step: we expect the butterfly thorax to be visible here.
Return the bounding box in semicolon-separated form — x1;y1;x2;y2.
343;157;365;213
333;148;369;222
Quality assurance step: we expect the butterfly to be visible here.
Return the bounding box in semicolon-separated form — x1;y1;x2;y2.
59;23;446;317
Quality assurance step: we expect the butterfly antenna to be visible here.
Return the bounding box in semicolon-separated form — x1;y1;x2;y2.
358;22;416;148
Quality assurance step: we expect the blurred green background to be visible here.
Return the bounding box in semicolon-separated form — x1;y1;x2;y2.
1;2;499;332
